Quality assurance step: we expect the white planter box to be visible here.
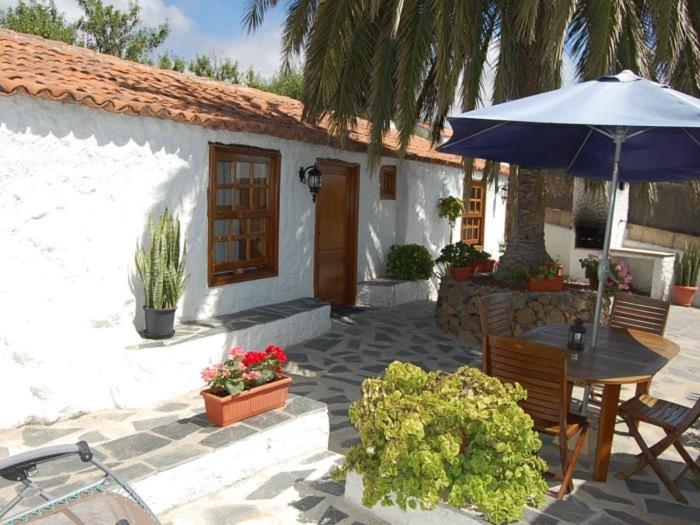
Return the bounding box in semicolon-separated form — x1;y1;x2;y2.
344;471;486;525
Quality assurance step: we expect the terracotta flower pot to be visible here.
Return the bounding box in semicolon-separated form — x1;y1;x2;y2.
202;375;292;427
450;266;473;282
671;284;698;307
528;277;564;292
473;259;496;273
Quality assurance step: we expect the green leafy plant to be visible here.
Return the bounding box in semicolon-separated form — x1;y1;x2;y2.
135;208;189;310
438;196;465;243
332;362;548;524
472;247;492;262
436;242;475;268
386;244;434;281
674;242;700;287
529;263;558;280
506;267;529;284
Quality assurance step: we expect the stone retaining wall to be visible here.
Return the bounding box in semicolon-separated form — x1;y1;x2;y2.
436;278;609;343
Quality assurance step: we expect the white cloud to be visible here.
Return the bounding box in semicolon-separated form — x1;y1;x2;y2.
0;0;283;76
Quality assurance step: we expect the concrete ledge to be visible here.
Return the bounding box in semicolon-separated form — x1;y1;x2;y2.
356;278;436;308
135;400;329;514
113;299;331;409
345;472;485;525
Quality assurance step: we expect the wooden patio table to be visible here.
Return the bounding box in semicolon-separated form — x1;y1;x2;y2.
521;323;679;482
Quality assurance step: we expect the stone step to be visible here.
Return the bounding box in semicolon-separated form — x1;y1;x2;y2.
0;391;330;518
116;298;331;409
356;278;437;308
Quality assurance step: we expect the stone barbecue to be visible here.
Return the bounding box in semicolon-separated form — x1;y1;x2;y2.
436;278;609;343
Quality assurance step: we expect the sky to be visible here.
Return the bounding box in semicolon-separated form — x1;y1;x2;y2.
0;0;577;109
0;0;288;76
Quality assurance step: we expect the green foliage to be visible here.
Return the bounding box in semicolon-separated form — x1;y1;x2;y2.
0;0;76;44
135;208;189;310
188;54;215;78
436;242;476;268
332;362;548;524
529;263;558;280
244;64;304;100
437;196;465;229
505;268;529;284
215;57;241;82
674;242;700;286
386;244;434;281
77;0;169;62
158;52;185;72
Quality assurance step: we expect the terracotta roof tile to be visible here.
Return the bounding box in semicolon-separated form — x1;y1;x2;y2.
0;29;490;169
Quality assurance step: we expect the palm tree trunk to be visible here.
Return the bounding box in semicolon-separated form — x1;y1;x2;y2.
496;168;551;276
495;44;552;278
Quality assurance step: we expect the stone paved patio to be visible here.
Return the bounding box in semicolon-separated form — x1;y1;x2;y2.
283;301;699;525
1;301;698;524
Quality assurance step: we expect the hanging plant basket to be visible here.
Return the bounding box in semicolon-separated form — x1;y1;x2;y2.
202;375;292;427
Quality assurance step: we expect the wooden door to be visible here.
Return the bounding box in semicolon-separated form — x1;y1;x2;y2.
314;160;359;306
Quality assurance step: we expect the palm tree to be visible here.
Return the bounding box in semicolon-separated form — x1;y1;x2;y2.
244;0;700;276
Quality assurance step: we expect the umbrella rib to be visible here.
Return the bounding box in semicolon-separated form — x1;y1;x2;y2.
442;122;507;149
567;128;594;172
682;128;700;148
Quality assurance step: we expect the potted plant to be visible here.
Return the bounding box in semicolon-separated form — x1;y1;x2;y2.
386;244;434;281
135;209;189;339
437;196;464;243
579;255;633;296
201;345;291;427
331;362;548;524
527;262;564;292
436;242;474;282
471;247;495;273
672;242;699;306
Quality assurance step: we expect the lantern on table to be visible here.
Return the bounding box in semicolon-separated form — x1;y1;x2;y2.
567;319;586;350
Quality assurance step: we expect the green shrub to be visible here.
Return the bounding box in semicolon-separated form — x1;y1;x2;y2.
674;242;700;286
437;196;465;228
386;244;434;281
332;362;548;524
436;241;476;268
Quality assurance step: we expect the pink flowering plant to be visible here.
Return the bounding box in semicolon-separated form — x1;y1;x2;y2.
579;254;633;296
201;345;288;396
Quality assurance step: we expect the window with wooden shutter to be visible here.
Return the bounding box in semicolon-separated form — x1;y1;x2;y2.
379;165;396;200
208;144;280;286
461;181;485;246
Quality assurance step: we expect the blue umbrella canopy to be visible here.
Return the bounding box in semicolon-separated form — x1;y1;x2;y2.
438;70;700;351
440;70;700;182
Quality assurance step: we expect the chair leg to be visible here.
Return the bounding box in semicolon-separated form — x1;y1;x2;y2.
580;384;592;415
622;416;688;504
558;430;573;494
671;441;700;479
556;423;588;500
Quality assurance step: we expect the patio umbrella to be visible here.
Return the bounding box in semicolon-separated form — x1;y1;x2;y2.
439;70;700;349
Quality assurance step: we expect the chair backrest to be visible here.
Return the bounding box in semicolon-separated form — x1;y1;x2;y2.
485;335;569;431
479;293;515;338
610;294;670;336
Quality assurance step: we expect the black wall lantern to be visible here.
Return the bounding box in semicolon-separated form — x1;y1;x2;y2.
299;164;322;203
497;183;509;203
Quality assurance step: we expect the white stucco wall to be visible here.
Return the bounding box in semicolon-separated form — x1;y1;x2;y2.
482;175;508;258
0;94;465;428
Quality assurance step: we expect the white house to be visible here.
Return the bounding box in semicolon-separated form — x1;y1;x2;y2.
0;30;509;429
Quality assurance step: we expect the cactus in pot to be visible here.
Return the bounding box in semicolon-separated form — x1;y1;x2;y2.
671;242;699;307
135;208;189;338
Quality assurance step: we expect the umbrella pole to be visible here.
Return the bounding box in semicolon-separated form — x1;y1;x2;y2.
591;131;625;350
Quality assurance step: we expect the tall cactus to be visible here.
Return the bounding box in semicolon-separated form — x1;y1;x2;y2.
135;208;190;309
674;242;700;287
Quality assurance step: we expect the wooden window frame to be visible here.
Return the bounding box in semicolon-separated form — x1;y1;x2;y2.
208;143;280;287
379;165;397;200
461;180;486;247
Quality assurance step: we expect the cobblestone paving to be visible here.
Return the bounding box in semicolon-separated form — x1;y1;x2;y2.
161;450;387;525
283;301;700;525
1;301;697;525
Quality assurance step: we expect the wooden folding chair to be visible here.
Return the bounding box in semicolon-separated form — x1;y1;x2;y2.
616;394;700;504
485;335;589;499
479;293;514;339
586;294;671;409
609;293;670;335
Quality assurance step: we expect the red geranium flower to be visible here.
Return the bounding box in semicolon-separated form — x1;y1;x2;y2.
242;351;267;367
265;345;287;364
